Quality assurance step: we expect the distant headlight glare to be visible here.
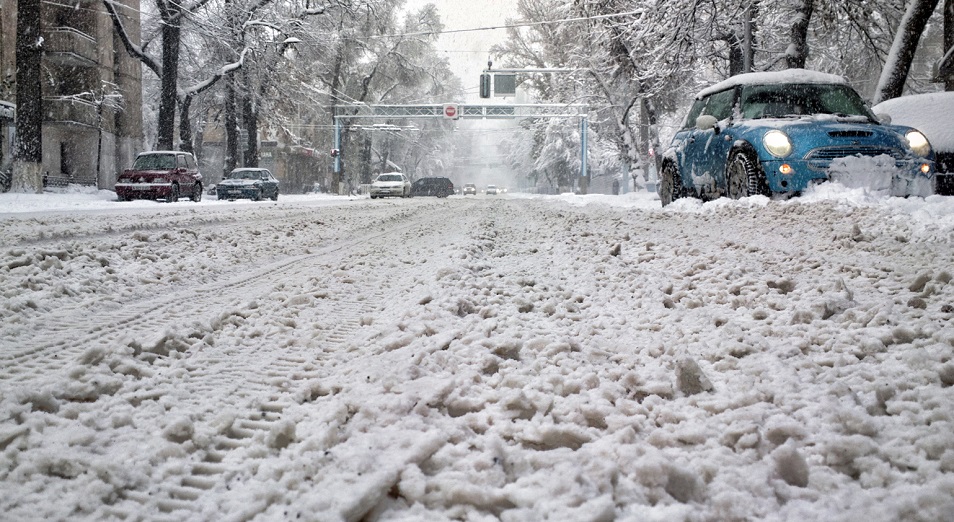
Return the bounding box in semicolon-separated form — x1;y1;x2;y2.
763;130;792;158
905;130;931;157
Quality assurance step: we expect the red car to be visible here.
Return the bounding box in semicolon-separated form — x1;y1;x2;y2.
115;151;203;202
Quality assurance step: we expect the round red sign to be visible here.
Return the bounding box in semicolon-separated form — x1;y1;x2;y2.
443;104;458;119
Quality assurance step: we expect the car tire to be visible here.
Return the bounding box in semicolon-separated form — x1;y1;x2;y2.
252;189;262;202
271;189;279;201
191;183;202;202
727;149;769;199
660;162;682;207
166;184;180;203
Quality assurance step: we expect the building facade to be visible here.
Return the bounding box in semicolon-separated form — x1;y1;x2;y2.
0;0;143;190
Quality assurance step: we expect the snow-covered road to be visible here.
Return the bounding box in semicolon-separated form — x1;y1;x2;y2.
1;191;953;521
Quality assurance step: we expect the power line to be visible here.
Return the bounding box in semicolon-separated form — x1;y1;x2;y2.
359;9;644;40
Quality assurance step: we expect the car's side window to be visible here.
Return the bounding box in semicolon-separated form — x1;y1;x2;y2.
682;99;706;129
702;88;735;120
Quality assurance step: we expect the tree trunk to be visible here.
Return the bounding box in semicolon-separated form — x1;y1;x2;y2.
157;2;182;150
179;95;195;154
224;77;239;175
945;0;953;90
786;0;814;69
242;66;258;168
13;0;44;193
873;0;941;104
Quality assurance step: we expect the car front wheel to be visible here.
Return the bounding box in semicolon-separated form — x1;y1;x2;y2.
660;162;681;207
726;149;769;199
191;183;202;202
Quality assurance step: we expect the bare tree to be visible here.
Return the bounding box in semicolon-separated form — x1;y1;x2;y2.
873;0;941;103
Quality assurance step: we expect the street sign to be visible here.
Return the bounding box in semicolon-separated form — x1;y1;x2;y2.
443;104;459;120
494;74;516;97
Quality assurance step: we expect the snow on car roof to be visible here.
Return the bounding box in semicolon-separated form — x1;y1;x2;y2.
872;91;954;152
696;68;847;99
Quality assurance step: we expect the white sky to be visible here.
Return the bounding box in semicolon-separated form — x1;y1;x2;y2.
405;0;518;100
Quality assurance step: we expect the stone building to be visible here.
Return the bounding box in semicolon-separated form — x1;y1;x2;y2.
0;0;143;189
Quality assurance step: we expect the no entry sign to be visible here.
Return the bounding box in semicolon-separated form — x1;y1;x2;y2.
443;104;459;120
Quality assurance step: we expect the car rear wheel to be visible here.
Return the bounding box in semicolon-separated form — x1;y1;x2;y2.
165;184;180;203
727;149;769;199
191;183;203;202
660;162;681;207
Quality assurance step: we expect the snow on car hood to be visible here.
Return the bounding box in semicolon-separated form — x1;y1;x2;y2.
219;178;260;186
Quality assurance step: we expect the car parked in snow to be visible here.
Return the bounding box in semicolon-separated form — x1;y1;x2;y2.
410;177;454;198
463;183;477;195
873;91;954;196
115;151;203;203
370;172;411;198
660;69;935;206
216;168;280;201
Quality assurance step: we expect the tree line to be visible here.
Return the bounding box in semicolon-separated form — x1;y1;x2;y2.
11;0;463;193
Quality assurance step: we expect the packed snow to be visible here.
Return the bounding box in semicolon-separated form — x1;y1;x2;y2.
1;185;953;521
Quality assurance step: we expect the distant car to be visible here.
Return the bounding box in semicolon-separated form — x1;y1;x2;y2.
660;69;935;206
411;177;454;198
216;168;279;201
873;92;954;196
370;172;410;198
115;150;203;203
486;184;499;195
463;183;477;195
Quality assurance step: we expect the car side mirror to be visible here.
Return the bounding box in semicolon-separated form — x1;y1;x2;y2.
876;113;892;125
696;115;718;131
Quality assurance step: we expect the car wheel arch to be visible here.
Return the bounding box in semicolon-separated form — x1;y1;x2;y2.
726;144;770;199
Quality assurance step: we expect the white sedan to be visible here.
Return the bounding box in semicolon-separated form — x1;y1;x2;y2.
370;172;411;199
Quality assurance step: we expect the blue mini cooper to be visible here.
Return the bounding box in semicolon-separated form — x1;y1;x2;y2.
660;69;935;206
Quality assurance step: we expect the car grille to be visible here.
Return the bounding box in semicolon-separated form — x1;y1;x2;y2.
805;146;906;172
807;146;904;161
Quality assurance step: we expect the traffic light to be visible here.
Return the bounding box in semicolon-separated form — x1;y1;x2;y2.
479;73;491;99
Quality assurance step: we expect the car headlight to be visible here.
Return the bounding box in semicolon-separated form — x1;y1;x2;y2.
763;130;792;158
905;130;931;157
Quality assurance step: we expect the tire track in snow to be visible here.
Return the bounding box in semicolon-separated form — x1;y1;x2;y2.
75;199;492;520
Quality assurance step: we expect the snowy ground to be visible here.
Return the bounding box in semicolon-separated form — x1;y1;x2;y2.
1;185;953;521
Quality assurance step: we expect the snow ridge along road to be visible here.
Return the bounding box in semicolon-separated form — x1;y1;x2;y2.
1;195;953;521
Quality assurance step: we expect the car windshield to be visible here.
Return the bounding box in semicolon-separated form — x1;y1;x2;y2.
229;170;261;180
133;154;176;170
739;83;875;121
378;174;403;182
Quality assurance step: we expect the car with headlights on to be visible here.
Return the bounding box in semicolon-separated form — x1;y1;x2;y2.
660;69;935;206
370;172;410;198
873;91;953;196
486;184;499;195
115;151;203;203
463;183;477;195
216;168;279;201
